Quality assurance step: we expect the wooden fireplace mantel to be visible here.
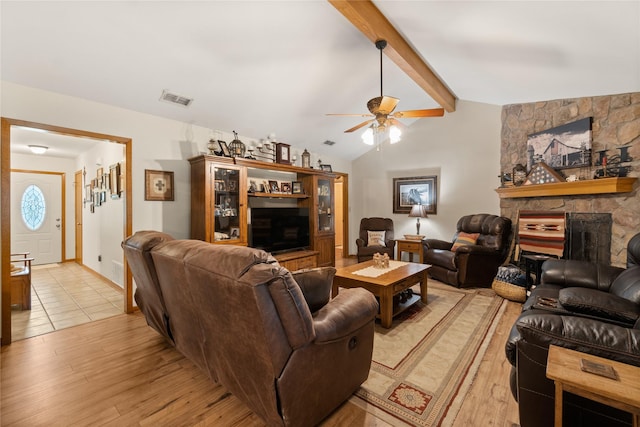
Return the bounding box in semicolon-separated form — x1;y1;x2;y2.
495;177;637;199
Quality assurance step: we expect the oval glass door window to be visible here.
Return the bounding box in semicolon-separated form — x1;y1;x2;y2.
21;184;46;230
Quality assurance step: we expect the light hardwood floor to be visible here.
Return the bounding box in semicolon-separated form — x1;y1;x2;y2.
1;258;521;426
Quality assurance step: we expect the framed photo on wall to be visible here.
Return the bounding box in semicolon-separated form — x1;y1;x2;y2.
145;169;174;201
393;176;437;214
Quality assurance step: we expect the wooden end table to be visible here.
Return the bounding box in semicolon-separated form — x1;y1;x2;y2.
396;238;424;263
546;345;640;427
332;260;430;328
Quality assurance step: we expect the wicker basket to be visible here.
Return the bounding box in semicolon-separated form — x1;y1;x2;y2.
492;279;526;302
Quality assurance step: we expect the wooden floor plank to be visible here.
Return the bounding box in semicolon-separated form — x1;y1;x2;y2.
1;297;521;426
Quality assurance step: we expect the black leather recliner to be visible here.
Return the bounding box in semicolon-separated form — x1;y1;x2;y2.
505;232;640;427
422;214;512;288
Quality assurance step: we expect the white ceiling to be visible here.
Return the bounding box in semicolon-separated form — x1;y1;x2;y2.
2;1;639;160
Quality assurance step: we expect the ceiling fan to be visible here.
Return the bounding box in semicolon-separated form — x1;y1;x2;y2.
328;40;445;138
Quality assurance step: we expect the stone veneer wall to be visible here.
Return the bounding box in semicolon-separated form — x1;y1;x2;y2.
500;92;640;267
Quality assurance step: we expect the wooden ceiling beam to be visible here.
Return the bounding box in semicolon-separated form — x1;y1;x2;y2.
328;0;456;113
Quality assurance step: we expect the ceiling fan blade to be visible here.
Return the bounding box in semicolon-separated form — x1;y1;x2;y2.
378;96;400;114
392;108;445;118
326;113;374;117
345;120;374;133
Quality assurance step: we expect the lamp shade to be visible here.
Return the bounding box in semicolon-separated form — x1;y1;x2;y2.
408;204;429;218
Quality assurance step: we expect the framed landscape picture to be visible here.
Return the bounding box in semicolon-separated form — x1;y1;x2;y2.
145;169;174;201
393;176;437;214
527;117;592;170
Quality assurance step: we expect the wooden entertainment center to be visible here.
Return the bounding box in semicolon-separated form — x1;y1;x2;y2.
189;155;335;268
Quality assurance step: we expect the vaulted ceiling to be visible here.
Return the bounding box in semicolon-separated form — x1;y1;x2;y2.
2;1;639;160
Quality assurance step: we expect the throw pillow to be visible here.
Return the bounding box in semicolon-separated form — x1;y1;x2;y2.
367;230;386;247
559;287;640;325
451;231;480;251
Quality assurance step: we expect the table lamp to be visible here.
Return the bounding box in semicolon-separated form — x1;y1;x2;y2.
407;204;429;239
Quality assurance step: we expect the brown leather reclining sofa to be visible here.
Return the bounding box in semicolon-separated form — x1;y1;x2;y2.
506;232;640;427
123;230;379;426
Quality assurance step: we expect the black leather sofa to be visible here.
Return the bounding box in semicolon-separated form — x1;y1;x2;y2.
505;233;640;427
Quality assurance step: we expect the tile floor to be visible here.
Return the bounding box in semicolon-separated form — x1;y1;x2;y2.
11;262;124;341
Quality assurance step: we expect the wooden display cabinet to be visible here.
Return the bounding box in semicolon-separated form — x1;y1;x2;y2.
189;156;247;245
302;175;335;267
189;155;336;267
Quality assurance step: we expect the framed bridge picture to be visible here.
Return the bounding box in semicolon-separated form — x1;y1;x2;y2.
393;176;437;214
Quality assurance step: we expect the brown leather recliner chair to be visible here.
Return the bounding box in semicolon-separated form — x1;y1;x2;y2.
356;217;396;263
505;232;640;427
123;231;379;426
422;214;512;288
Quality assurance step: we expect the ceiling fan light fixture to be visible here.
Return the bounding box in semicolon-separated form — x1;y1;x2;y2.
28;145;48;154
389;125;402;144
361;127;375;145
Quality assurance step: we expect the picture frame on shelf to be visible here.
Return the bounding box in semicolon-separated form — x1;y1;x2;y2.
230;227;240;239
228;179;238;191
292;181;303;194
269;180;280;193
280;182;291;193
393;175;437;214
320;164;332;172
512;164;527;186
219;141;231;157
145;169;175;201
262;180;271;193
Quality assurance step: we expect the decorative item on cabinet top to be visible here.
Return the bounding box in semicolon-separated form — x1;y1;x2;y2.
275;142;291;165
228;131;246;158
301;149;311;168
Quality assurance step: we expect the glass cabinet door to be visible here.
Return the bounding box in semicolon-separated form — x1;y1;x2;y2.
213;166;241;241
317;178;333;232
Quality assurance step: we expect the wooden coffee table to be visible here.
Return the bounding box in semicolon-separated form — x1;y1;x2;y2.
332;260;430;328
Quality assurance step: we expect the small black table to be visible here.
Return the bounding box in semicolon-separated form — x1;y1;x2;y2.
522;254;553;287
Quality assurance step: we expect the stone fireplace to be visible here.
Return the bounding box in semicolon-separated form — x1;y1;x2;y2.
500;92;640;267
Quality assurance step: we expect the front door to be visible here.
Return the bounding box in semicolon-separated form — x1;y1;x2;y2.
11;171;63;265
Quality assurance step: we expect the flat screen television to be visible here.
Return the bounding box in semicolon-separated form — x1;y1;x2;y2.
249;207;310;254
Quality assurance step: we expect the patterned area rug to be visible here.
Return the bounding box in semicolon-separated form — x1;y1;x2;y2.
351;282;507;426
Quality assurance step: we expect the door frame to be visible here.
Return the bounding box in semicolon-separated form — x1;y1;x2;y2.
334;172;349;258
1;118;133;345
74;169;83;265
11;169;66;264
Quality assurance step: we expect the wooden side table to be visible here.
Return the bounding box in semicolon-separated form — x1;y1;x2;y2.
396;238;424;263
546;345;640;427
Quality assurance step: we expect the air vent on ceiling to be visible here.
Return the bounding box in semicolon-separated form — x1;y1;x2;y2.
159;89;193;107
323;140;336;146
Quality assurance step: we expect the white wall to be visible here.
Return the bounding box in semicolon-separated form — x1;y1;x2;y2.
77;143;125;286
0;81;350;290
350;100;502;255
11;153;77;261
